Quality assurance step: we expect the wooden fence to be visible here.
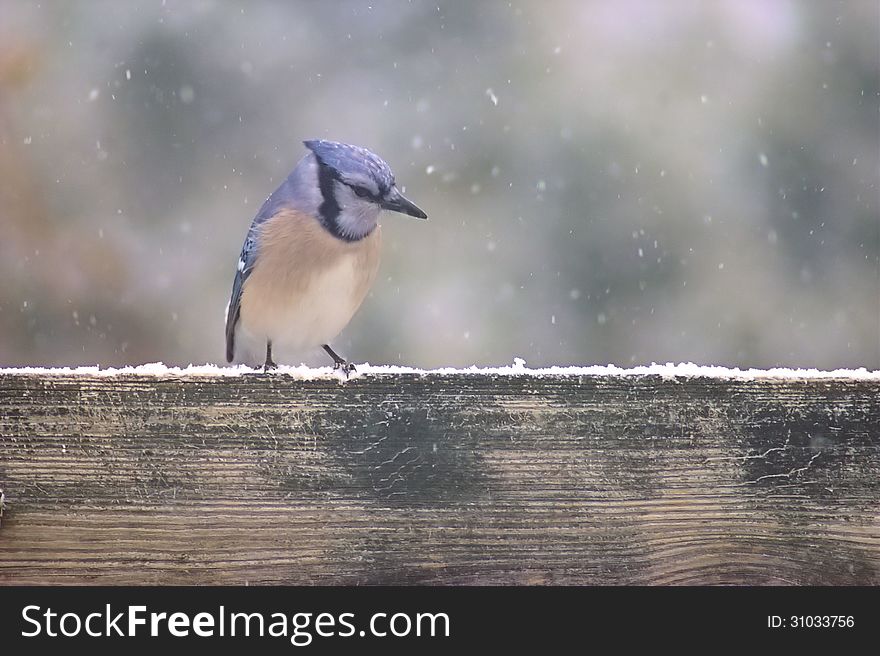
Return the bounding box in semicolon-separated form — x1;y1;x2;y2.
1;370;878;584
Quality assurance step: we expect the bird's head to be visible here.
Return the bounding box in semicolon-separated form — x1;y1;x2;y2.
303;139;427;241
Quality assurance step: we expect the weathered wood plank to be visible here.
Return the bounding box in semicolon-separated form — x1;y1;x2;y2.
0;372;878;584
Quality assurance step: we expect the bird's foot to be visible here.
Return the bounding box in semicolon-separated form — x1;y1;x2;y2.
332;358;356;378
262;341;278;373
322;344;355;378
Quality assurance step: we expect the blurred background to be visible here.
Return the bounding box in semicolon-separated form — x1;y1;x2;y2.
0;0;877;369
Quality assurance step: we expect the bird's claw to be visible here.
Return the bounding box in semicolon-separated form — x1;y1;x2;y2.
332;359;356;378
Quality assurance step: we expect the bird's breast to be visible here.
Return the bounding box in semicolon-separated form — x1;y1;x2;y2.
238;209;382;349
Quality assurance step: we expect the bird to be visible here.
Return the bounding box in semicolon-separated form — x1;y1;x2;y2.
224;139;427;373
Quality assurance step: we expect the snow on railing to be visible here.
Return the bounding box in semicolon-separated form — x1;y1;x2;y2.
1;358;878;379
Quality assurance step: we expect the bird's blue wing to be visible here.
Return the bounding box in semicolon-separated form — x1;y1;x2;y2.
225;173;300;362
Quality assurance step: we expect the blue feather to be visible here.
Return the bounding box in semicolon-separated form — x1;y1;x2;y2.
304;139;394;194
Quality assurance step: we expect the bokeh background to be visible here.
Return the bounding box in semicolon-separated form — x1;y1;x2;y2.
1;0;877;369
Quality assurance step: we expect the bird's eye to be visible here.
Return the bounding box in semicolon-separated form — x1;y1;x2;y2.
352;185;372;198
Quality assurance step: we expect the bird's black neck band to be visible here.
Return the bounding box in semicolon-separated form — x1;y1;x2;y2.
315;161;371;243
316;161;341;224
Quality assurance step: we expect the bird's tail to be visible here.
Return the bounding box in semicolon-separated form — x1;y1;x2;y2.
224;301;237;363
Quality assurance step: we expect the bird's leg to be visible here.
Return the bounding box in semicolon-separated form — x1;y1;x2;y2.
322;344;355;376
263;340;278;373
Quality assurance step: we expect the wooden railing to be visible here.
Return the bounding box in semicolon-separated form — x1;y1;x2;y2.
1;368;878;584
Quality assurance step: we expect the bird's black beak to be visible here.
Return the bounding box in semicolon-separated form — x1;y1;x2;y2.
380;186;427;219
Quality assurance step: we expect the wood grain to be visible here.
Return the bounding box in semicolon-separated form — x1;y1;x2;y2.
1;372;878;585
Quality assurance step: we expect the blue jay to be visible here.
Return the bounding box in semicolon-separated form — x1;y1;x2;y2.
225;139;427;372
